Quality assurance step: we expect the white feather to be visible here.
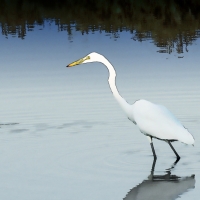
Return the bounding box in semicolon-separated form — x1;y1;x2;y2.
67;52;195;158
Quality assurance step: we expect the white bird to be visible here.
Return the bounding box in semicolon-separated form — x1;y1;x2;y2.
67;52;195;160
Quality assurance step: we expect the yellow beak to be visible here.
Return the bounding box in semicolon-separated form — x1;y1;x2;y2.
67;58;83;67
66;56;90;67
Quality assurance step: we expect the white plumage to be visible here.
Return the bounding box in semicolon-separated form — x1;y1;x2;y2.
132;99;194;144
67;52;195;159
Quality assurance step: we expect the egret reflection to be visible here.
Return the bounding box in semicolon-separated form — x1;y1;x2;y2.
124;160;195;200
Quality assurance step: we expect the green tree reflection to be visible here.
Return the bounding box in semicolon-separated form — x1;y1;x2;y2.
1;0;200;53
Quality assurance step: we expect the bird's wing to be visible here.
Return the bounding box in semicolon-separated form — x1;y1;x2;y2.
133;100;194;144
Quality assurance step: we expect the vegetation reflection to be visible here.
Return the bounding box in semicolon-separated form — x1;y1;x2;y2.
1;0;200;53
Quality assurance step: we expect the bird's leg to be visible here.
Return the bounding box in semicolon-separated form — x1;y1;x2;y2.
151;157;157;174
150;142;157;160
148;158;157;180
174;157;180;164
147;136;157;159
168;141;180;160
166;156;180;172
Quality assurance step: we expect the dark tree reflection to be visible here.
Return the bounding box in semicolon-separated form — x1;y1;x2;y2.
1;0;200;53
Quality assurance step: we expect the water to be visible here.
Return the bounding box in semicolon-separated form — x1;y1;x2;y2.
1;5;200;200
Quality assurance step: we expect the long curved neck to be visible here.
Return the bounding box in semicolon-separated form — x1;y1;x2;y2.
98;55;131;117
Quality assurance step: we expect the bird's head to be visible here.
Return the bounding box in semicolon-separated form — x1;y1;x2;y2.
67;52;101;67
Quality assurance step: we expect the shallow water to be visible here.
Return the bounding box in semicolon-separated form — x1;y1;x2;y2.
0;24;200;199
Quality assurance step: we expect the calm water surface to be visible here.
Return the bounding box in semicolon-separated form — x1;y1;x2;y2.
0;26;200;200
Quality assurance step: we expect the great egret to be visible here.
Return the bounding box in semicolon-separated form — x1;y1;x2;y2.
67;52;195;160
